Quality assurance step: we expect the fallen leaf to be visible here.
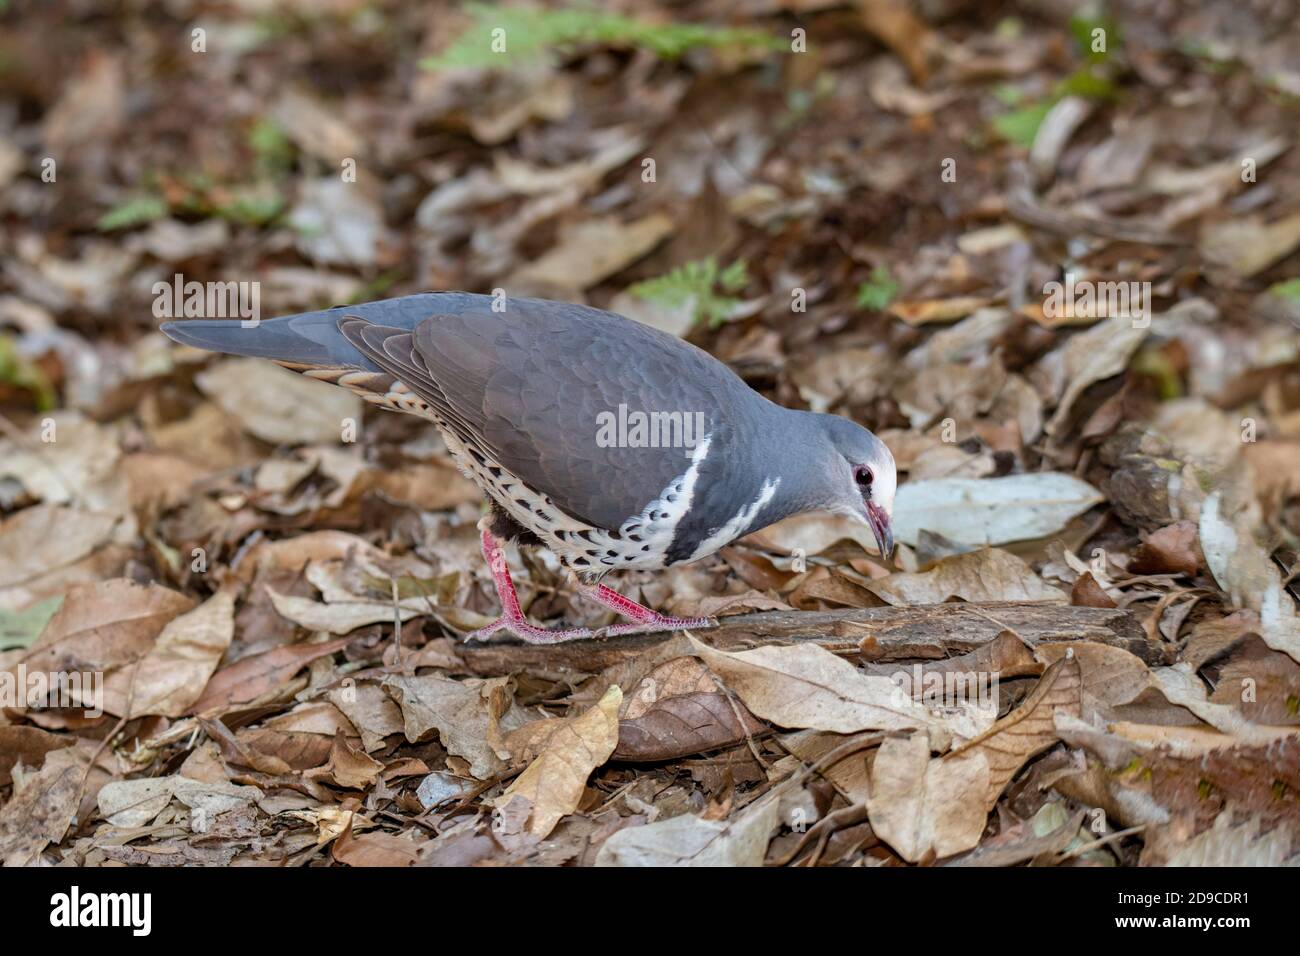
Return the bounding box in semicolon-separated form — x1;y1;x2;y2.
855;0;934;85
1200;212;1300;278
0;505;118;592
688;636;947;738
613;656;766;761
1070;571;1117;608
327;682;405;752
865;548;1065;605
1129;520;1202;576
129;590;235;718
17;579;194;715
267;588;419;635
1045;316;1149;434
492;685;622;838
1200;489;1300;664
0;746;87;866
0;725;73;787
867;731;990;862
383;674;509;780
596;791;781;866
332;820;421;867
190;635;351;713
893;474;1104;547
1165;813;1295;867
948;654;1083;811
196;358;363;446
509;213;673;291
313;734;385;790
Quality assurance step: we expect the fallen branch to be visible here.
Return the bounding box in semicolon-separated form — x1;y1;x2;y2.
452;602;1160;675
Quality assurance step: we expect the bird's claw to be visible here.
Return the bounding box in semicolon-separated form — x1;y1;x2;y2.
464;613;716;644
464;616;593;645
596;615;718;637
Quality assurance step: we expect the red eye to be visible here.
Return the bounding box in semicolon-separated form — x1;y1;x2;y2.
854;466;873;490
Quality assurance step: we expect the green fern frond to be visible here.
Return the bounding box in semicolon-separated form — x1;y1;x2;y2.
629;257;749;329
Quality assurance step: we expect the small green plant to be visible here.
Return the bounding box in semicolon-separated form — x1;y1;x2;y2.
0;597;62;650
248;117;296;175
1268;277;1300;302
629;257;749;329
0;335;55;410
991;10;1122;146
1067;11;1120;64
422;3;782;71
215;181;285;226
856;265;898;311
97;194;168;231
991;100;1054;147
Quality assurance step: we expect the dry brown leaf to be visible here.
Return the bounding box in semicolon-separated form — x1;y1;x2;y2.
0;505;118;594
789;567;882;609
888;296;990;326
332;821;422;867
313;734;385;790
267;588;419;634
1149;663;1282;743
867;731;990;862
190;635;351;714
196;358;362;446
867;548;1064;605
383;674;509;780
777;730;875;804
0;725;73;786
595;790;781;866
949;654;1082;810
492;685;622;838
327;681;405;751
16;579;194;715
509;213;673;291
1129;520;1202;576
613;656;766;761
687;636;947;738
1199;212;1300;277
1070;571;1117;607
1046;316;1149;435
855;0;934;85
129;590;235;718
1036;641;1150;721
1209;640;1300;725
0;746;87;866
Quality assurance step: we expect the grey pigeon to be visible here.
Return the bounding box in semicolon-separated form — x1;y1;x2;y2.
162;293;896;643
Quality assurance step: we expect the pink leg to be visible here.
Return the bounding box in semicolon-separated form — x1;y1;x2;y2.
466;527;592;644
578;583;715;636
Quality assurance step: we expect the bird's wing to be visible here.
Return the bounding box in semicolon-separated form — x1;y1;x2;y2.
340;301;754;532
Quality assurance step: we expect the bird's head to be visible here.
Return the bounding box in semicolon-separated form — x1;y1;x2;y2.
813;413;897;560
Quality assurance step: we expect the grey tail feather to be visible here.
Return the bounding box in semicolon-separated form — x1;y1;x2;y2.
160;312;378;371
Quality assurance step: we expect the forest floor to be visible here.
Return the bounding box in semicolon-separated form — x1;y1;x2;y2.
0;0;1298;867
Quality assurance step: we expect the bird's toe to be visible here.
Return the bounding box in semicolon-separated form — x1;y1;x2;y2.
466;616;592;645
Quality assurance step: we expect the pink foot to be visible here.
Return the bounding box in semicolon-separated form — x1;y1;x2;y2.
579;583;716;636
466;617;592;644
466;525;593;645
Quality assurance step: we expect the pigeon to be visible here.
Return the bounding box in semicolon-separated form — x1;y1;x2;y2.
161;293;896;643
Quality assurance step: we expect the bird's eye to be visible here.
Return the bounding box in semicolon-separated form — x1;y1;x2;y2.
854;465;873;490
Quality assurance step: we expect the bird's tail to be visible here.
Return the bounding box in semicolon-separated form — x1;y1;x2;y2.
160;310;374;371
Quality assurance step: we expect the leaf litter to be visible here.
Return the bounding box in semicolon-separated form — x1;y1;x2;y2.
0;0;1298;867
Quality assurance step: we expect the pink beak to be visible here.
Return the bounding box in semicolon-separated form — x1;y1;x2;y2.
866;502;894;560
